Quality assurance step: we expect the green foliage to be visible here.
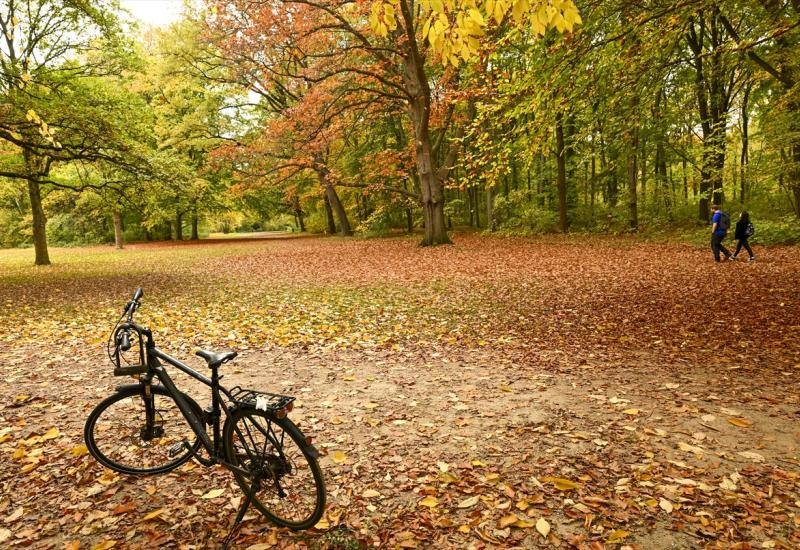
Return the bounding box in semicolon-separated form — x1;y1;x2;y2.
492;191;559;234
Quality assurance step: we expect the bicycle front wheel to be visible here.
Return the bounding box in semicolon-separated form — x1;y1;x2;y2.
84;385;203;475
223;408;325;530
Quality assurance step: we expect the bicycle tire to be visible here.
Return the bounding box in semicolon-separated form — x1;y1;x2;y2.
84;385;203;475
223;408;325;530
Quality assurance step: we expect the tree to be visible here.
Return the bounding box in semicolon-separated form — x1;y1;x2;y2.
207;0;579;245
0;0;148;264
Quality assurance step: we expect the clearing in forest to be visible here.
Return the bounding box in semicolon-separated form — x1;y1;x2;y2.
0;234;798;549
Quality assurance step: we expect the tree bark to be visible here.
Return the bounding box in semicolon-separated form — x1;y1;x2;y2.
191;212;199;240
24;151;50;265
555;113;568;232
740;83;751;204
27;179;50;265
175;211;183;241
401;43;450;246
323;193;336;234
486;185;495;231
113;208;124;249
324;183;352;236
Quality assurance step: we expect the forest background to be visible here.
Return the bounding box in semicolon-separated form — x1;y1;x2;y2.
0;0;799;262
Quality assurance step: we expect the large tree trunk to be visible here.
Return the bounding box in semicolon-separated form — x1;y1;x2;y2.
323;194;337;234
24;151;50;266
555;113;568;232
113;208;124;249
324;183;352;236
627;134;639;231
402;50;450;246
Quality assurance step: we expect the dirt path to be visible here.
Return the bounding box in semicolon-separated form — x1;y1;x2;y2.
1;235;798;549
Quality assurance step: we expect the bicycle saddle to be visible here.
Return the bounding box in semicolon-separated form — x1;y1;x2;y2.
194;348;238;369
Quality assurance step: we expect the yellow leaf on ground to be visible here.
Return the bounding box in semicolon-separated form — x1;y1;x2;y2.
514;518;535;528
659;498;674;513
314;518;330;530
362;489;381;498
535;517;551;537
728;417;752;428
141;508;167;521
42;427;60;440
498;514;518;528
622;408;640;415
419;496;438;508
90;542;117;550
0;528;11;543
606;530;631;543
437;518;455;527
201;488;225;499
541;477;580;491
458;495;479;508
331;451;347;463
70;444;89;457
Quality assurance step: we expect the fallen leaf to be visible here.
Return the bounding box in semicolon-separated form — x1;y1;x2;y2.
622;408;640;415
737;451;765;463
606;530;631;544
541;477;580;491
70;444;89;457
314;518;330;529
331;451;347;463
728;418;753;428
458;495;480;508
498;514;518;528
141;508;167;521
659;498;674;513
5;507;23;523
201;488;225;499
419;496;438;508
362;489;381;498
0;529;11;543
41;427;60;440
536;517;551;537
90;542;117;550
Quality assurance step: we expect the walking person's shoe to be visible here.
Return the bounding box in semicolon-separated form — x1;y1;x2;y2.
726;255;735;261
749;256;756;261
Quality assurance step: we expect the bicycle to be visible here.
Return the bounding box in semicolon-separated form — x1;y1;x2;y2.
84;288;326;547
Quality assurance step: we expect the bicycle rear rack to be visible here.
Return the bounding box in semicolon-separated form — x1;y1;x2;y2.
229;387;295;413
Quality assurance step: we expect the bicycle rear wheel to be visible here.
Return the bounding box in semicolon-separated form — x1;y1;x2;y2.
84;385;202;474
223;408;325;530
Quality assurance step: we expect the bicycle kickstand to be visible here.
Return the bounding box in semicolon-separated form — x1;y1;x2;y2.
220;474;263;550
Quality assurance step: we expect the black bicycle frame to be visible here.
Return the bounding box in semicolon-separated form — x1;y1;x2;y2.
118;321;247;474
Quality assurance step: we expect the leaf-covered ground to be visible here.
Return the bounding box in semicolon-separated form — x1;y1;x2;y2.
0;234;798;550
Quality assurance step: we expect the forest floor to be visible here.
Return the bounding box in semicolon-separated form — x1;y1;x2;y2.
0;234;798;550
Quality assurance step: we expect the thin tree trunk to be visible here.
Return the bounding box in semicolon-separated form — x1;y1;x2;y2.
740;84;751;204
113;208;124;249
28;179;50;265
486;185;495;231
175;211;183;241
191;213;199;240
24;151;50;265
555;113;568;232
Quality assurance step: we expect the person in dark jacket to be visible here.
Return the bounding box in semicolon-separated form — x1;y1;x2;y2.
732;211;755;261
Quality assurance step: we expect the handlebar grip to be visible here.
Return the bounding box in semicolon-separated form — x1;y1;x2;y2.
119;331;131;352
132;288;143;302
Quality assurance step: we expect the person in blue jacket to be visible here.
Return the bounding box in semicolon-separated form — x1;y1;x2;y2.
710;205;733;262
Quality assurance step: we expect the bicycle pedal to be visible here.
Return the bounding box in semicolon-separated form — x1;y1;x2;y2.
168;440;189;457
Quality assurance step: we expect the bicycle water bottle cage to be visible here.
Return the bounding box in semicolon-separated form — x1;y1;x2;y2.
229;387;295;417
